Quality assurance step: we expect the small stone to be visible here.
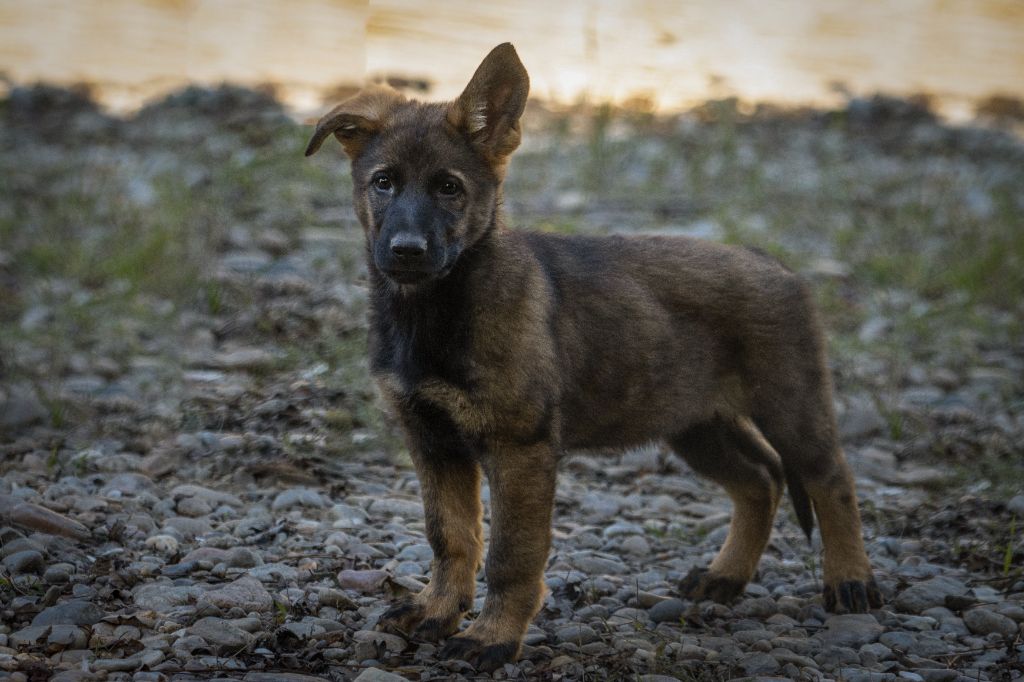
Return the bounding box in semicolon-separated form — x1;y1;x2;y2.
554;623;599;645
963;608;1018;638
1008;494;1024;516
733;596;778;619
32;600;105;626
3;549;44;574
368;498;424;519
352;629;407;659
620;535;651;555
145;534;179;554
46;624;88;649
10;625;50;647
188;616;255;654
337;569;388;593
816;614;884;649
205;576;274;613
895;576;969;614
648;598;686;624
316;587;357;610
272;488;326;511
353;668;407;682
43;564;73;584
737;652;781;675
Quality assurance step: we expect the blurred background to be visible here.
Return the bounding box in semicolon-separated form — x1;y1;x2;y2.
1;3;1023;677
2;0;1024;118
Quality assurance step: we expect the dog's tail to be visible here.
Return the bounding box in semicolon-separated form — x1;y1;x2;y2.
784;464;815;541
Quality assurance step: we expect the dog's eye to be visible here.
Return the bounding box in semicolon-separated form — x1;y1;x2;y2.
373;174;392;192
438;178;461;197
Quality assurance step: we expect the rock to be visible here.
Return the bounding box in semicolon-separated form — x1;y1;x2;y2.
733;596;778;619
162;516;213;539
554;623;599;645
736;652;781;675
132;581;203;612
317;587;357;610
0;494;91;540
272;488;326;511
144;534;179;554
894;576;969;614
337;569;388;593
352;629;407;659
368;498;424;518
45;624;88;649
620;535;651;555
32;600;105;626
1007;494;1024;516
816;614;884;649
43;564;72;584
170;484;243;507
3;549;44;574
963;608;1018;638
205;576;274;613
838;395;886;440
354;668;408;682
243;674;329;682
648;598;686;623
566;552;628;575
248;562;298;583
0;382;48;428
214;348;275;371
10;624;51;647
189;616;255;653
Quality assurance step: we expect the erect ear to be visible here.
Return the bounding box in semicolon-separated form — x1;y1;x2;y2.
447;43;530;162
304;84;406;158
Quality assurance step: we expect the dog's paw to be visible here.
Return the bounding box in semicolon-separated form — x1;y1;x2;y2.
823;577;883;614
438;635;520;672
377;598;426;636
679;566;746;604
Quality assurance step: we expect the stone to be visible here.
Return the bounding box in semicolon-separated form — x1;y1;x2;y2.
368;498;424;518
272;488;326;511
816;614;884;649
736;652;781;675
648;598;686;624
963;608;1018;638
894;576;969;614
205;576;274;613
243;675;329;682
189;616;255;653
352;629;407;659
554;623;599;645
353;669;407;682
2;549;44;574
337;569;388;593
733;596;778;619
132;581;202;612
32;600;105;626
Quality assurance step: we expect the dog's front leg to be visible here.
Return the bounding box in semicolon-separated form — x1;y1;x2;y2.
439;442;556;671
378;447;483;640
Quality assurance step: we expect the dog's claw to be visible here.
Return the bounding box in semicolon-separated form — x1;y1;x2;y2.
823;578;883;613
679;566;746;604
438;635;518;672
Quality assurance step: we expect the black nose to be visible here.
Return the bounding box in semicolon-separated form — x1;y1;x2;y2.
390;233;427;258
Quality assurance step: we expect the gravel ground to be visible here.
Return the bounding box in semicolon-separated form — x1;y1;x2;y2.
0;86;1022;681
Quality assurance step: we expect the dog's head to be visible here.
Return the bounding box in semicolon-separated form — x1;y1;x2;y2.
306;43;529;286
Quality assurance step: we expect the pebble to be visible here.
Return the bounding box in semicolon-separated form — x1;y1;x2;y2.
962;607;1019;638
2;549;44;574
555;624;600;645
31;600;105;626
648;598;686;623
272;487;326;511
894;576;969;613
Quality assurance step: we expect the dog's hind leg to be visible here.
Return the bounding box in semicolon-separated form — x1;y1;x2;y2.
752;402;882;613
670;415;784;603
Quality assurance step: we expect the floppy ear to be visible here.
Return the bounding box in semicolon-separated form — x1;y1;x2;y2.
447;43;530;162
305;84;406;158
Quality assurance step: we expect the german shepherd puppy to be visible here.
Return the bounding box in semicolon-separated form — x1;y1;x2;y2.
306;43;881;671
